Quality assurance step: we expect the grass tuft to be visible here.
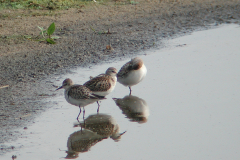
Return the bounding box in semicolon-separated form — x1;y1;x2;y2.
0;0;100;10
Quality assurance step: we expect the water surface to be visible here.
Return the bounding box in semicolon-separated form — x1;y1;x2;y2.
2;24;240;160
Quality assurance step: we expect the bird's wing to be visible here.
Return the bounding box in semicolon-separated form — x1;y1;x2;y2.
67;85;93;99
117;61;132;78
84;76;112;91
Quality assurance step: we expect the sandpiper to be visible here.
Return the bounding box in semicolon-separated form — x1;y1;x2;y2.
84;67;117;96
84;67;117;111
56;78;105;120
117;57;147;94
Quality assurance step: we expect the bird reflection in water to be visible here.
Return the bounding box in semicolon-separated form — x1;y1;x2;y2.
65;113;126;159
113;95;149;123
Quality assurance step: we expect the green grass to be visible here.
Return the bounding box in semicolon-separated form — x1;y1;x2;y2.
0;0;109;10
0;34;28;45
0;0;139;11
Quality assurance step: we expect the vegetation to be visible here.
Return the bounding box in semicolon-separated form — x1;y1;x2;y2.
37;22;59;44
0;0;137;45
0;0;141;10
0;0;140;10
0;0;98;10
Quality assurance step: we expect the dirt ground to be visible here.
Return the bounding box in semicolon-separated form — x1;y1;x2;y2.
0;0;240;154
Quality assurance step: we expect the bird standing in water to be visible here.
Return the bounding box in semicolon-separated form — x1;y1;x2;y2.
117;57;147;95
56;78;105;120
84;67;117;112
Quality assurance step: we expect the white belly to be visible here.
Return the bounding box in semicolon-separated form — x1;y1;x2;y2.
64;91;97;107
118;64;147;87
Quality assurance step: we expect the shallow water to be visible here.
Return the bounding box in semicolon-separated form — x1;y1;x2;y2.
2;24;240;160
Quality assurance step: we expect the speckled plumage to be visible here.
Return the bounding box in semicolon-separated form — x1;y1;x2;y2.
84;67;117;96
56;78;105;120
67;85;100;100
117;61;132;78
84;76;112;92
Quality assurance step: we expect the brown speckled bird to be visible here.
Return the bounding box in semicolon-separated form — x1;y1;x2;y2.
83;67;117;112
56;78;105;120
84;67;117;97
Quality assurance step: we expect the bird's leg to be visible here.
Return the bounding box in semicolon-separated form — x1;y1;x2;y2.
81;118;85;132
83;117;86;128
97;101;100;113
129;86;132;95
83;107;85;120
77;106;82;122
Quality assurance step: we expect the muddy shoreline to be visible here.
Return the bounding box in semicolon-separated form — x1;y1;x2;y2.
1;0;240;154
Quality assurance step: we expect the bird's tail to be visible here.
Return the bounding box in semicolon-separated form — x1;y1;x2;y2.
92;94;106;99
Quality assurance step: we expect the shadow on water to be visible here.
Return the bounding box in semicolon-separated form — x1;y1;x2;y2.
64;92;149;159
65;113;126;159
113;95;149;123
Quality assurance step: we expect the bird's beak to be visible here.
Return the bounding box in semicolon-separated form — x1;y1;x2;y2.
120;131;127;136
56;86;63;91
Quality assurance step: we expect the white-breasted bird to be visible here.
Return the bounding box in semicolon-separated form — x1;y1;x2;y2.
56;78;105;120
117;57;147;94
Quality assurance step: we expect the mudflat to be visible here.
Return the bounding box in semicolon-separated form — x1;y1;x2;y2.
0;0;240;153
